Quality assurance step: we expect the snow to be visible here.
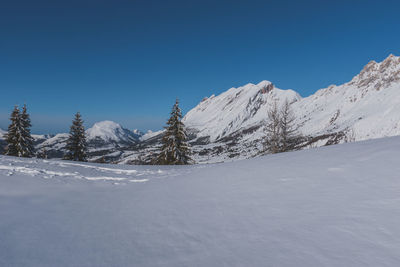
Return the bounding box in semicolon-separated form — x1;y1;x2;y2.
184;54;400;144
4;55;400;164
132;129;144;136
86;120;138;143
140;129;164;141
1;137;400;266
33;121;141;156
183;81;301;141
37;133;69;148
293;54;400;140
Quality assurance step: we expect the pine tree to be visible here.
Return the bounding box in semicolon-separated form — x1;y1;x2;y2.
64;112;87;161
5;106;22;156
156;99;192;165
19;104;35;157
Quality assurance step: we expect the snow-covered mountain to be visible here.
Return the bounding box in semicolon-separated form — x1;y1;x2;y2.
86;120;141;147
179;54;400;162
34;121;141;159
295;54;400;139
2;54;400;163
184;81;301;141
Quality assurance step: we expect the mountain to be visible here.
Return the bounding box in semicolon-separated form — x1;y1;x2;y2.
35;121;141;160
176;54;400;162
2;54;400;163
86;120;141;147
295;54;400;139
183;81;301;142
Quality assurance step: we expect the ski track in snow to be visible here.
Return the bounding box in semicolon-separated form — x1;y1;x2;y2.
0;157;193;184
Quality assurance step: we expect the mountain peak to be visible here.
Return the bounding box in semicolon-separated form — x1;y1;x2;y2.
256;80;274;93
132;129;144;136
380;53;399;68
184;80;301;141
91;120;121;129
86;121;138;143
349;54;400;90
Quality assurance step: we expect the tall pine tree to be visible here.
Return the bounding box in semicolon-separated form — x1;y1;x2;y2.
5;106;22;157
20;104;35;157
156;99;192;165
64;112;87;161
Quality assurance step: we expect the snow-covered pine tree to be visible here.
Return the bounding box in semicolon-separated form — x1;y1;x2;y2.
280;100;300;152
64;112;87;161
156;99;193;165
5;106;22;156
19;104;35;157
264;101;281;154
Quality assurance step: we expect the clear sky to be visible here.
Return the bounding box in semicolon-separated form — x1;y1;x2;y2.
1;0;400;134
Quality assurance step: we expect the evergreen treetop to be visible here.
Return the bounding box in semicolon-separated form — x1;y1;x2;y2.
64;112;87;162
156;99;193;165
5;106;22;157
20;104;35;157
5;105;35;157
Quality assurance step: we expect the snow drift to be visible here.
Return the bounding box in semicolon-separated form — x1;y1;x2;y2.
1;137;400;266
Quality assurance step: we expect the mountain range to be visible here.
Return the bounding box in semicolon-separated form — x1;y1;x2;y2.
1;54;400;163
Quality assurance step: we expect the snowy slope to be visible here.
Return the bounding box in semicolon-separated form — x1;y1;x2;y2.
1;137;400;266
179;54;400;161
184;81;301;141
295;54;400;139
35;121;141;158
140;129;164;141
184;54;400;142
86;120;141;144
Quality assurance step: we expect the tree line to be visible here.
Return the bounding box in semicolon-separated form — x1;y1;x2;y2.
3;98;304;164
3;100;193;165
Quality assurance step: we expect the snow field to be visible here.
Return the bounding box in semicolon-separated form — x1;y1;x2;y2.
1;137;400;266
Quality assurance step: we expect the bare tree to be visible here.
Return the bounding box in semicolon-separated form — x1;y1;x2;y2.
264;101;281;154
280;99;300;152
344;128;356;143
264;99;302;154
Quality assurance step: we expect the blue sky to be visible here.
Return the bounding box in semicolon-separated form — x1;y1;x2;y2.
1;0;400;133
